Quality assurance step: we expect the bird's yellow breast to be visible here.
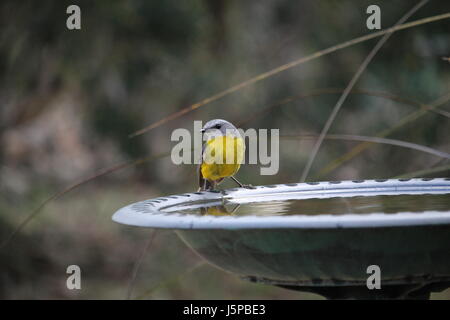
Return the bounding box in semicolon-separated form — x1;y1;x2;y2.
201;135;244;181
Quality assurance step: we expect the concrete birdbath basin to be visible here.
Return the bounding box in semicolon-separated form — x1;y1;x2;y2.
112;178;450;299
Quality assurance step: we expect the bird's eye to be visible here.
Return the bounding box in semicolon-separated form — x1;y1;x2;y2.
215;124;221;129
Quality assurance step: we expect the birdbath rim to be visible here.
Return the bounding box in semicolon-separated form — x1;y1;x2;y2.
112;178;450;230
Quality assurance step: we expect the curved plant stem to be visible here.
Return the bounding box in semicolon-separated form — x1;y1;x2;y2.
299;0;429;182
129;10;449;138
0;152;170;250
281;133;450;160
316;92;450;179
237;88;450;128
394;163;450;179
126;230;157;300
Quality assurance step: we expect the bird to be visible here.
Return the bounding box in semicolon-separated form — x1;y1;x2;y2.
198;119;250;191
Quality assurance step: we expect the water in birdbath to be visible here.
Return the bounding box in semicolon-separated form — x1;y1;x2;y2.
113;179;450;299
162;193;450;217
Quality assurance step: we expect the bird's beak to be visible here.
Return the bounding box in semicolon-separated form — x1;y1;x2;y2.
200;128;205;133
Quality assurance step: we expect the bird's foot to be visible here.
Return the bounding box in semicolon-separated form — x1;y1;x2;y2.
230;176;256;189
198;186;221;193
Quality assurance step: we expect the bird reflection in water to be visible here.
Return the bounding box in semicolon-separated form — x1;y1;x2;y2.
200;204;241;216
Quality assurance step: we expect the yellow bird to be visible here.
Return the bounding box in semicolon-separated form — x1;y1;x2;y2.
198;119;249;191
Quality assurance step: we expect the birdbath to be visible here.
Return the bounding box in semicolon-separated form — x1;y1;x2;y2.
112;178;450;299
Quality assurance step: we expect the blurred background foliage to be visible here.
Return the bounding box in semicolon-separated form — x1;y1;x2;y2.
0;0;449;299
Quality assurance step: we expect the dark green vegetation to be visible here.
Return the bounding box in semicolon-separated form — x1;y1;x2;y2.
0;0;449;299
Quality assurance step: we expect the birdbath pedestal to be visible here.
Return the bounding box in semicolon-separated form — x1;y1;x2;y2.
113;178;450;299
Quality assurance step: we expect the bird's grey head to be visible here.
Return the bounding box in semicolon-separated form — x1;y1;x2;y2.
200;119;240;137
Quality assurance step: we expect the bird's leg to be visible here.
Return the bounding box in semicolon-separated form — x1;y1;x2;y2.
230;176;243;187
197;178;208;192
205;180;219;192
230;176;256;189
197;180;204;192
